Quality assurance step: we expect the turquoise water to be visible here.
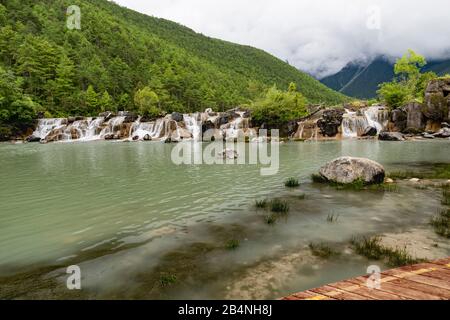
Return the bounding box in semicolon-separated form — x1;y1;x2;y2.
0;140;449;299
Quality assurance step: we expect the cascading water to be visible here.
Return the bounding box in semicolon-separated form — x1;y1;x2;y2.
99;116;126;138
341;106;389;138
32;118;66;140
183;114;201;141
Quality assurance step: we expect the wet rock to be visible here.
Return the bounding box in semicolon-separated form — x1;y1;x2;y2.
424;78;450;121
132;135;139;141
67;117;76;124
26;135;41;143
379;132;405;141
317;109;344;137
442;122;450;128
390;108;407;132
404;102;426;131
433;127;450;138
99;112;115;122
219;148;238;160
318;157;385;185
171;112;184;122
385;178;394;184
409;178;420;183
143;134;151;141
362;126;377;137
423;133;435;139
104;134;116;140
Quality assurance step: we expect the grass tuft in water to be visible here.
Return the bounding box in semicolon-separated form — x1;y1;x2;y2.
255;199;268;209
225;239;240;250
430;208;450;238
350;236;423;267
284;177;300;188
308;243;340;259
388;164;450;180
442;185;450;206
297;194;306;200
159;274;177;287
265;214;278;225
270;199;290;213
326;213;339;223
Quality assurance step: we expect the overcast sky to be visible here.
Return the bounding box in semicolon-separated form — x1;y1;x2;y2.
112;0;450;78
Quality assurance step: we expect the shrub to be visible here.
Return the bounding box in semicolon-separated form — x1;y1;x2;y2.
270;199;289;213
284;177;300;188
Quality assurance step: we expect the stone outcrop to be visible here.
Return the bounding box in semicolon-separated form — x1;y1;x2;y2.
424;78;450;121
379;132;405;141
404;102;426;131
318;157;385;184
317;109;344;137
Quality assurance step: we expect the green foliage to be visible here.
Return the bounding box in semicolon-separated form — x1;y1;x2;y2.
430;208;450;238
308;243;339;259
270;199;290;213
134;87;161;118
378;50;438;109
225;239;240;250
0;0;347;134
284;177;300;188
350;236;422;267
250;84;308;127
388;164;450;180
255;199;268;209
159;274;177;287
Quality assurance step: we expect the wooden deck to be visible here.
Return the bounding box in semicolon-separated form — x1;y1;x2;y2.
283;257;450;300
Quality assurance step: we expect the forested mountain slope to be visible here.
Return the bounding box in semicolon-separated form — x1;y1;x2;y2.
0;0;346;139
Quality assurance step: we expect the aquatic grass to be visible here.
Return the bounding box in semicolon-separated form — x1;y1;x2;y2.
388;163;450;180
367;183;399;193
430;208;450;238
265;214;278;225
284;177;300;188
270;199;290;214
297;194;306;200
225;239;240;250
350;236;423;267
159;274;177;287
308;243;340;259
255;199;268;209
442;185;450;206
326;213;339;223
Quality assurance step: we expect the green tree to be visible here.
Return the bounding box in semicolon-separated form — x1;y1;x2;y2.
134;87;160;117
51;54;76;112
99;91;113;112
85;85;99;114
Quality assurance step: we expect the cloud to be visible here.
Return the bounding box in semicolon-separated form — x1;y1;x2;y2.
112;0;450;78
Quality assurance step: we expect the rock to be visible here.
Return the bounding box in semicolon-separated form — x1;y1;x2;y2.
132;135;139;141
390;108;407;132
424;79;450;121
385;178;394;184
26;135;41;143
104;134;115;140
404;102;426;131
317;109;344;137
362;126;377;137
67;117;76;124
423;133;435;139
379;132;405;141
143;134;151;141
99;112;115;122
219;148;238;160
205;108;213;114
171;112;184;122
318;157;385;185
442;122;450;128
409;178;420;183
433;127;450;138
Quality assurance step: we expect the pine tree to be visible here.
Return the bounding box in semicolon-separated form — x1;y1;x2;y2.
99;91;113;112
85;85;99;115
53;54;75;112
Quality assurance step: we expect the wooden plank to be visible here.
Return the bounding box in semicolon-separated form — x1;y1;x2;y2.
419;269;450;282
328;280;409;300
375;281;445;300
309;285;371;300
387;278;450;299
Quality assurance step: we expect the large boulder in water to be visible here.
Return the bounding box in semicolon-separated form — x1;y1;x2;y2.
424;78;450;121
318;157;385;185
379;132;405;141
362;126;377;137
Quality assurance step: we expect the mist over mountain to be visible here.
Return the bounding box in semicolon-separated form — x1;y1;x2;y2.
321;57;450;99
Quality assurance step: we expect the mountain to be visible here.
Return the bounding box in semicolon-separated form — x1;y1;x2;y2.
321;57;450;99
0;0;346;122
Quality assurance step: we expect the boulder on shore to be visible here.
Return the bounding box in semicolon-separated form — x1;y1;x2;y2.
318;157;386;185
362;126;377;137
379;132;406;141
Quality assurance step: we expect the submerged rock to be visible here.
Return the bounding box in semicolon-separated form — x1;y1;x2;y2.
379;132;406;141
318;157;385;185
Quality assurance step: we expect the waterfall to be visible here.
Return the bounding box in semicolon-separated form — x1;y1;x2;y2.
183;113;201;141
32;118;66;140
341;106;389;138
99;116;126;138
